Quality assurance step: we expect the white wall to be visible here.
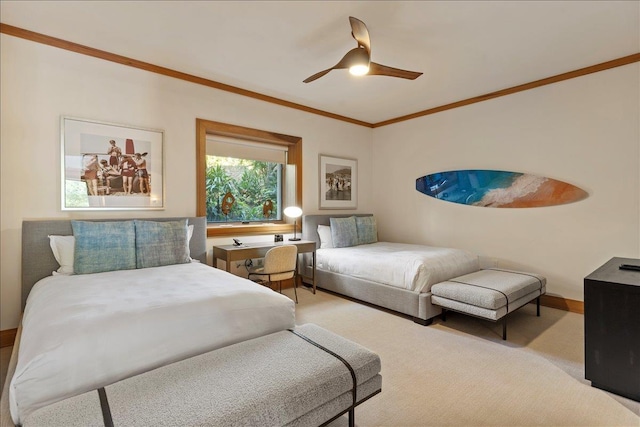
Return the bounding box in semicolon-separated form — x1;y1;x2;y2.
372;64;640;302
0;35;373;330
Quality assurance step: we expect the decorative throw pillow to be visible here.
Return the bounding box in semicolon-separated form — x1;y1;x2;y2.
72;220;137;274
330;216;358;248
52;223;195;274
135;219;190;269
356;216;378;245
48;235;75;275
317;224;334;249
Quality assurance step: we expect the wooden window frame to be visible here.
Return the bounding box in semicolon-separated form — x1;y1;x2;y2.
196;119;302;238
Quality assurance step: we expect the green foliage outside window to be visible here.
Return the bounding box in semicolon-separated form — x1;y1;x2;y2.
205;156;281;223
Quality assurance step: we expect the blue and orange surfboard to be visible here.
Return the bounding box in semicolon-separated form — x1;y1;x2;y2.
416;170;587;208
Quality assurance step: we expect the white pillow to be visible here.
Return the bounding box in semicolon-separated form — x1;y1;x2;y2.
317;224;334;249
48;224;196;274
48;235;75;275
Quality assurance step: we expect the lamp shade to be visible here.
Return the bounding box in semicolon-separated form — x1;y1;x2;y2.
283;206;303;218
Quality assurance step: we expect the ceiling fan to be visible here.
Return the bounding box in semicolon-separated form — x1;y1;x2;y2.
303;16;423;83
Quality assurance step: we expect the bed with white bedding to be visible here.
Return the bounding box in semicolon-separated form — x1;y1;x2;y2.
302;214;479;325
5;217;295;426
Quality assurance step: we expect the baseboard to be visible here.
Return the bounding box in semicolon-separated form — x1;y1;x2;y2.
0;329;17;348
538;295;584;314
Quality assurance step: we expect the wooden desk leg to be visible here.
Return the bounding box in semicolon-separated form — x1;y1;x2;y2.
295;254;303;289
226;254;232;272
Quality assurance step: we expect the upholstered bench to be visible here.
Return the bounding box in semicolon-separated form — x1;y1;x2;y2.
23;324;381;427
431;268;546;340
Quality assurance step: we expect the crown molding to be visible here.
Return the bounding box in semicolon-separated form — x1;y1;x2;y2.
373;53;640;127
0;23;372;128
2;23;638;129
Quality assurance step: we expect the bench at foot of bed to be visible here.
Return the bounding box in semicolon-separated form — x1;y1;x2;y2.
23;324;382;427
430;268;546;340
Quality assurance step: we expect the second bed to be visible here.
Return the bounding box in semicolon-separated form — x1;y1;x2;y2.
302;214;479;325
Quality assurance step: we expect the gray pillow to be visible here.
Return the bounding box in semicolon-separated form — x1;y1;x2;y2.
135;219;190;269
72;220;136;274
356;216;378;245
330;217;358;248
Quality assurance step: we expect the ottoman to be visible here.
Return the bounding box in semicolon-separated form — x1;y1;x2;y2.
431;268;546;340
22;324;381;427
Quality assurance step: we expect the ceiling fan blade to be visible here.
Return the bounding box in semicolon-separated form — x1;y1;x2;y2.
349;16;371;54
368;62;423;80
304;48;368;83
303;67;335;83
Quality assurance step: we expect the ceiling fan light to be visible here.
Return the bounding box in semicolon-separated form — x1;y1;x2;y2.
349;64;370;76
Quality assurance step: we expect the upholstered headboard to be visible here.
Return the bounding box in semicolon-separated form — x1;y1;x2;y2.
301;214;373;249
21;217;207;310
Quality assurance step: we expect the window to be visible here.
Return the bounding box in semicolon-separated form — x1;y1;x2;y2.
196;119;302;237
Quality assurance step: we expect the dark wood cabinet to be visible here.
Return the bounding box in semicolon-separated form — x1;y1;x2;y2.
584;257;640;402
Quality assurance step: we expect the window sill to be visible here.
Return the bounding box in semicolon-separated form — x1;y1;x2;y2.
207;222;297;238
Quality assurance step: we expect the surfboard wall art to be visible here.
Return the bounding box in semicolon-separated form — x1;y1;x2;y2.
416;170;588;208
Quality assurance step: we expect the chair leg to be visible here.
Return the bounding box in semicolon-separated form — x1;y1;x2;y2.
293;277;298;304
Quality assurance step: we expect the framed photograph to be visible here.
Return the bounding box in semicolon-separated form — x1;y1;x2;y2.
61;117;164;210
319;155;357;209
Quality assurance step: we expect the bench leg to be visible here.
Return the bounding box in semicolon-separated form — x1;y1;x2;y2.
348;408;355;427
536;296;540;317
502;318;507;341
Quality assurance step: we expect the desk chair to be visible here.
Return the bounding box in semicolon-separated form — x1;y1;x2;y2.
248;245;298;303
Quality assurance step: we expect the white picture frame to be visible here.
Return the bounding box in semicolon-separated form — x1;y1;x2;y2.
61;116;164;210
319;155;357;209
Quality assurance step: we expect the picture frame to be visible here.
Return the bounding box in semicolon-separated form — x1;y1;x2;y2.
61;116;164;210
319;155;357;209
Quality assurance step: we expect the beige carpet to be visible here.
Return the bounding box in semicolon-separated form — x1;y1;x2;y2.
1;289;638;427
291;287;640;427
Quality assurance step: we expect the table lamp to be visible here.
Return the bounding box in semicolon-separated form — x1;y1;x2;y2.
283;206;302;241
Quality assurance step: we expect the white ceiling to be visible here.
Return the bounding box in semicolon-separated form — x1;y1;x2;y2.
1;1;639;124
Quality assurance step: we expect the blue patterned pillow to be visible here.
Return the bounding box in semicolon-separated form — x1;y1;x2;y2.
330;216;358;248
135;220;190;269
356;216;378;245
72;221;136;274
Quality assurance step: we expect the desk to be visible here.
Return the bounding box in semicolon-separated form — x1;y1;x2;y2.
213;240;316;294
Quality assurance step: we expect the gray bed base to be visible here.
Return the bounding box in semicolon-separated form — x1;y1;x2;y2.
21;217;207;310
302;214;442;325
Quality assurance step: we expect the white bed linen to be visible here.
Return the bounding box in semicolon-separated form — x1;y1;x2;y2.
317;242;479;292
10;262;295;425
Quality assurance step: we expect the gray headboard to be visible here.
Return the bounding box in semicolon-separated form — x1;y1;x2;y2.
302;214;373;249
21;217;207;310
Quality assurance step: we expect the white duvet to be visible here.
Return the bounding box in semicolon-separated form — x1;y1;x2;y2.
10;262;295;425
317;242;479;292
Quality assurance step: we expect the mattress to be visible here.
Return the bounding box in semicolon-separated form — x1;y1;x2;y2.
317;242;479;293
9;262;295;425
